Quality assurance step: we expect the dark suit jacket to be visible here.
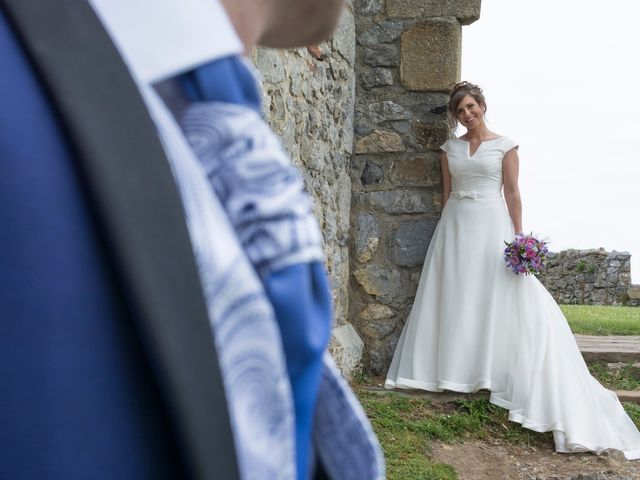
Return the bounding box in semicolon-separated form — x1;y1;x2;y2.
0;2;239;478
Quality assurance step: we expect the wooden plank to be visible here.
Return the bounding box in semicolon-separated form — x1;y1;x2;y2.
575;335;640;363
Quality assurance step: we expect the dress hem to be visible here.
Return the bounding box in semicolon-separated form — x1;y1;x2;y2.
385;378;640;460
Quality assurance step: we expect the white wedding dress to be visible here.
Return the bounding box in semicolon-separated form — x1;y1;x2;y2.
385;136;640;459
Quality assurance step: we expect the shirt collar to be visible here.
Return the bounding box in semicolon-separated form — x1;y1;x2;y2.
88;0;244;84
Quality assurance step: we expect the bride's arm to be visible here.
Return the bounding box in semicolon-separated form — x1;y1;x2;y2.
440;152;451;207
503;148;523;234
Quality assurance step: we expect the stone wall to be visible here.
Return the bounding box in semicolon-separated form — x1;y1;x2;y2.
254;1;483;377
537;249;640;307
252;5;361;376
349;0;481;374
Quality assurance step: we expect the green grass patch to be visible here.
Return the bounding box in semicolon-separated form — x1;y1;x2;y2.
560;305;640;336
624;403;640;427
588;362;640;391
357;391;555;479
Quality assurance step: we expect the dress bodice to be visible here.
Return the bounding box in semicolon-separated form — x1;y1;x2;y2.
440;136;519;194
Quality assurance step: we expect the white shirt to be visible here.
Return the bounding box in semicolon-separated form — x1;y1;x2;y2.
87;2;298;478
89;0;243;83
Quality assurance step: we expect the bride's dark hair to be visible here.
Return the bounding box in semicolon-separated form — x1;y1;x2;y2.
448;81;487;132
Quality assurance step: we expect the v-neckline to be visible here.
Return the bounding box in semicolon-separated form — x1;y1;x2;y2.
459;136;503;158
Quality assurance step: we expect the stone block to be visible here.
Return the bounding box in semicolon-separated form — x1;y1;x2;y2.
254;48;285;84
357;0;384;15
329;323;364;380
332;9;356;64
356;130;405;153
412;120;449;150
368;101;411;123
628;285;640;300
400;20;461;92
359;303;395;321
387;0;481;25
360;318;396;341
390;155;441;186
361;161;385;185
360;68;394;90
392;220;437;267
360;189;432;214
364;45;400;67
357;20;405;47
354;264;402;297
355;213;381;262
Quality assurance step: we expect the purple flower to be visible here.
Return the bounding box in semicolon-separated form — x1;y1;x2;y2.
503;233;549;276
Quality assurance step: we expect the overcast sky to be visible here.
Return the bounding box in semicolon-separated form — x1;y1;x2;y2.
460;0;640;283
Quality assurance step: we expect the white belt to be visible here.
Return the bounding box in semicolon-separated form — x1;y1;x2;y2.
451;190;501;200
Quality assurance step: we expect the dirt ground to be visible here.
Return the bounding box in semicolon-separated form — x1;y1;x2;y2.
431;439;640;480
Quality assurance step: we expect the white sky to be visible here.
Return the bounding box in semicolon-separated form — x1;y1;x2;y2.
461;0;640;282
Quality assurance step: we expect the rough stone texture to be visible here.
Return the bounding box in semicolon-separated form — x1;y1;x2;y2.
255;1;485;376
355;213;381;262
537;249;639;306
400;20;461;92
356;0;383;15
253;5;361;376
361;161;385;185
390;154;442;186
392;220;437;267
364;45;400;67
387;0;481;25
360;68;394;89
358;190;432;214
329;323;364;381
357;21;405;46
351;1;481;373
354;264;402;297
368;100;412;122
359;303;395;320
355;130;405;153
629;285;640;300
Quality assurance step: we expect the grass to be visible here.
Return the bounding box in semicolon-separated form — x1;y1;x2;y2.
560;305;640;336
357;389;640;479
624;402;640;426
357;391;555;480
588;361;640;391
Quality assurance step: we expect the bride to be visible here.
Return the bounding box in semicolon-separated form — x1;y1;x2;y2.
384;81;640;459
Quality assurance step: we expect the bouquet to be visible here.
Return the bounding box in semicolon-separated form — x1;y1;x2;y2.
503;233;549;275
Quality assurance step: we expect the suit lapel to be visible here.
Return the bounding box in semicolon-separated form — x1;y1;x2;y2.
1;2;239;478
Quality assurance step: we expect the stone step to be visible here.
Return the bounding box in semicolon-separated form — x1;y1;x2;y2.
575;334;640;363
367;386;640;405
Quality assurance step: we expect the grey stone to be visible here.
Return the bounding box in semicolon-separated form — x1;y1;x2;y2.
390;121;411;134
360;190;432;214
392;220;437;267
368;101;411;123
357;0;383;15
367;340;389;375
254;48;286;84
360;68;394;89
332;9;356;63
329;323;364;380
357;21;404;47
387;0;481;25
361;161;384;185
355;213;381;263
364;45;400;67
359;303;395;321
354;263;402;297
354;125;374;136
628;285;640;300
360;318;396;341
